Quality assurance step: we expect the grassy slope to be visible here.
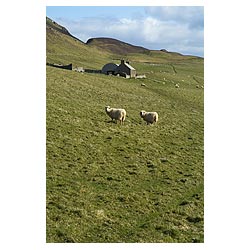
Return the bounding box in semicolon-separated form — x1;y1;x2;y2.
46;19;204;243
46;23;111;69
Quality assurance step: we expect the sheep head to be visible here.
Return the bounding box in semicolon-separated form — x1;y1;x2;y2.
105;106;111;112
140;110;146;118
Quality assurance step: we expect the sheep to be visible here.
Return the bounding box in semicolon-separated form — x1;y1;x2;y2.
105;106;126;125
175;83;180;88
140;110;158;125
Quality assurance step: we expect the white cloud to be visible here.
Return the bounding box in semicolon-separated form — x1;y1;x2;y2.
142;17;191;43
145;6;204;29
54;7;204;57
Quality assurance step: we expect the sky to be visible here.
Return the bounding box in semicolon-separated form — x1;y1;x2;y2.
46;6;204;57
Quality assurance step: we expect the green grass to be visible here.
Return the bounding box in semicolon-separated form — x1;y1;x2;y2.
46;62;204;242
46;18;204;242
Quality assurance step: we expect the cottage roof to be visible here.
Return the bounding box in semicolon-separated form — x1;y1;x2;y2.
102;63;119;73
124;62;135;70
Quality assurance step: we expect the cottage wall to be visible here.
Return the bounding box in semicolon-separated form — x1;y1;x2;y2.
130;69;136;78
116;60;136;77
116;64;130;75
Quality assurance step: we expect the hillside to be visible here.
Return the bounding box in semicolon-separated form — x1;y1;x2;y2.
46;17;112;69
46;17;204;243
86;37;149;55
46;17;84;44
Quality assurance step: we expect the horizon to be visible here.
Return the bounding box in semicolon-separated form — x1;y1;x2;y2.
46;6;204;57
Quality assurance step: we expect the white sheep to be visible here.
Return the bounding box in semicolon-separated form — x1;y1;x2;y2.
105;106;126;124
140;110;158;125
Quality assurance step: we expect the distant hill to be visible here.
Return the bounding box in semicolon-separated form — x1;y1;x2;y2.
86;37;149;55
46;17;149;55
46;16;203;69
